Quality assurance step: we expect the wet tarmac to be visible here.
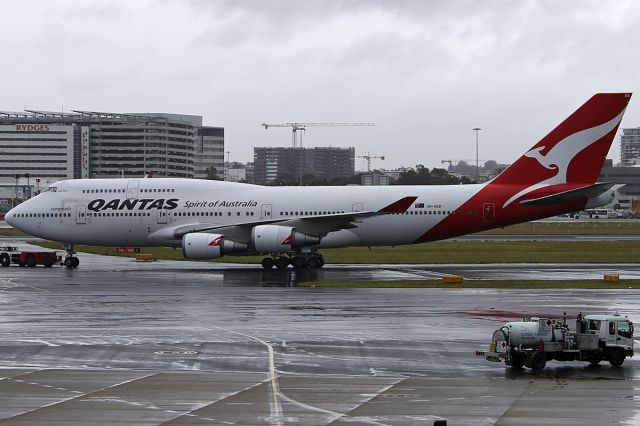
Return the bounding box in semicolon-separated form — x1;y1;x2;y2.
0;243;639;424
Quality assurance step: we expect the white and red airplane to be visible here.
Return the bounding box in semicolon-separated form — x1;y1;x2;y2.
4;93;631;269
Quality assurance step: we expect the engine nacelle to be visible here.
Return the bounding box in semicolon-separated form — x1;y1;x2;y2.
182;233;248;259
252;225;321;253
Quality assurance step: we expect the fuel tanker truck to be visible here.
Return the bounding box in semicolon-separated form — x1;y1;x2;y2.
480;313;634;371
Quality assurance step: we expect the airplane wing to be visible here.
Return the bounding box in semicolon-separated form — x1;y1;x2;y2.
150;196;417;242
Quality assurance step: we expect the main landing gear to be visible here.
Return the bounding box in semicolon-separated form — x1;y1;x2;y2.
62;244;80;269
261;251;325;270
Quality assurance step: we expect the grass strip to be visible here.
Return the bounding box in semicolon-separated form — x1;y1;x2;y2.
298;279;640;289
33;240;640;264
0;228;28;236
480;221;640;235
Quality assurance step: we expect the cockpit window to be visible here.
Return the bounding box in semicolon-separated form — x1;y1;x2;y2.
44;187;57;192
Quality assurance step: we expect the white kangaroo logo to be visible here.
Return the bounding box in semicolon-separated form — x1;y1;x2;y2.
503;109;626;208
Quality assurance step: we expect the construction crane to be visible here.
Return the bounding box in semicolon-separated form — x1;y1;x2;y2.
261;122;375;148
358;152;385;173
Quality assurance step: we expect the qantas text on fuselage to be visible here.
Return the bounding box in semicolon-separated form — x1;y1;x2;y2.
5;93;631;269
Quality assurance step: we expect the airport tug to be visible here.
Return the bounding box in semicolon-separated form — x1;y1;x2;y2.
479;313;634;371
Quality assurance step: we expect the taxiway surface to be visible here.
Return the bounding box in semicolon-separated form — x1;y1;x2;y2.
0;245;639;425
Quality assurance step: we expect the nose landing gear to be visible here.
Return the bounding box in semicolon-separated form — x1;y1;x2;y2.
62;244;80;269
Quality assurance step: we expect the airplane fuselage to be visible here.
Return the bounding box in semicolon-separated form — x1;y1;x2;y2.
7;177;582;249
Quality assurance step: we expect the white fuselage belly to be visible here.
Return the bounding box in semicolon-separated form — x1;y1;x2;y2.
12;178;484;248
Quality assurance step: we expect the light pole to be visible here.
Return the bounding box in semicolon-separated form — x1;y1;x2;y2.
473;128;481;183
225;150;230;181
25;173;30;199
36;178;40;195
13;174;20;208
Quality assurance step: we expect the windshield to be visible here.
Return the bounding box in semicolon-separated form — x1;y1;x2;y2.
617;321;633;339
43;187;57;192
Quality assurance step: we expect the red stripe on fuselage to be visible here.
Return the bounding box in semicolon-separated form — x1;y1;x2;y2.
415;183;587;243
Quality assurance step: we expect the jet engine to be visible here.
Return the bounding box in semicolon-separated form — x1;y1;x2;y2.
252;225;321;253
182;233;248;259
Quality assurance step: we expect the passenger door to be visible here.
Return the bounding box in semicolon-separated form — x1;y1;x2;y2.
76;205;86;225
126;180;140;199
157;209;167;224
483;203;495;223
261;204;272;220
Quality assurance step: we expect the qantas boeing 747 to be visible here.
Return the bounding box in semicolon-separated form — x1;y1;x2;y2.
4;93;632;269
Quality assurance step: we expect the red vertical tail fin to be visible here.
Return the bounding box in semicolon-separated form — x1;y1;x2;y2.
495;93;631;187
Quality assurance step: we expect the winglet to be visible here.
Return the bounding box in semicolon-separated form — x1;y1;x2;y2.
379;196;418;213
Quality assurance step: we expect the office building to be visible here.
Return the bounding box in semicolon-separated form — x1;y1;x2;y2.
0;110;223;185
621;127;640;166
253;147;355;185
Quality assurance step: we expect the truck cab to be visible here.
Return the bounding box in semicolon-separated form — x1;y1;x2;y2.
584;314;634;359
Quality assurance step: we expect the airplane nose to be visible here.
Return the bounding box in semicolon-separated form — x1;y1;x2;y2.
4;208;15;227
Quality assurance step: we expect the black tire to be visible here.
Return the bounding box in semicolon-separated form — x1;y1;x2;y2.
607;349;625;367
318;256;325;268
510;354;524;370
292;256;308;269
530;352;547;371
64;257;73;268
25;254;36;268
308;256;320;268
70;257;80;268
0;253;9;267
261;257;274;270
275;257;289;270
587;353;603;366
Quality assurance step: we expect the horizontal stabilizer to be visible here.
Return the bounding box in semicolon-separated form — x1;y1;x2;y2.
519;182;618;206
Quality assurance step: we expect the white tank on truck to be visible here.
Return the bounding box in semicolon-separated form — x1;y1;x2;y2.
505;317;568;347
479;312;634;371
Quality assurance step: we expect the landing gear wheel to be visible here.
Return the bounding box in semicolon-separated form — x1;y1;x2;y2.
292;256;308;269
25;254;36;267
261;257;275;270
275;257;290;270
530;352;547;372
308;256;320;268
64;257;73;268
607;349;625;367
0;253;9;267
318;255;325;268
70;257;79;268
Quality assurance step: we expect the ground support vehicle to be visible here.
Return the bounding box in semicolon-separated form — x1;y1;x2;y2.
481;313;634;371
0;246;61;267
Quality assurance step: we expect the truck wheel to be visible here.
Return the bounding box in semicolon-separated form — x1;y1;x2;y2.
531;352;547;371
510;354;524;370
587;353;603;366
607;349;625;367
25;254;36;267
0;253;9;267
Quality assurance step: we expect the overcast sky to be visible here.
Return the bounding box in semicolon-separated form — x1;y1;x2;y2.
2;0;639;170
